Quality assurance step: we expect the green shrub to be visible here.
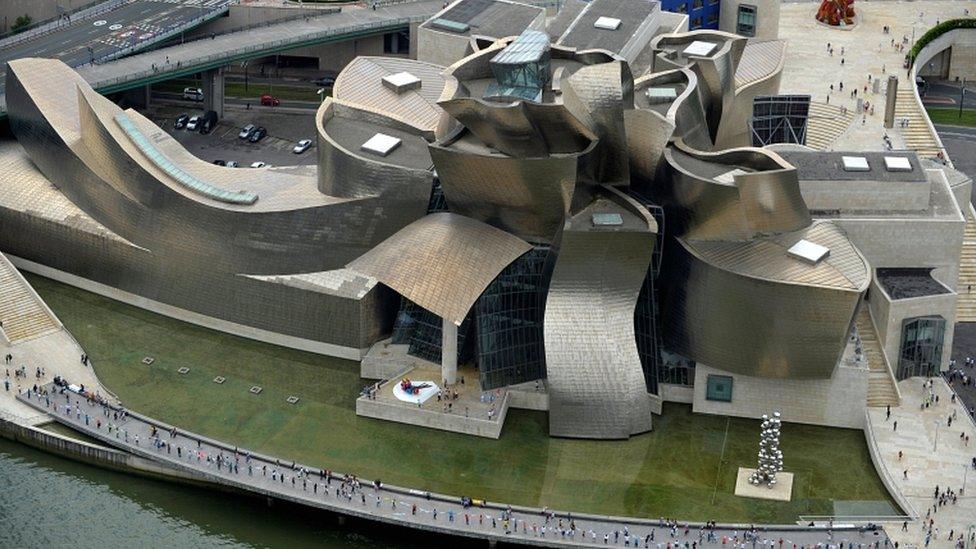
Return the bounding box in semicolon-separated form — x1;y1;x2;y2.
11;14;32;34
909;18;976;64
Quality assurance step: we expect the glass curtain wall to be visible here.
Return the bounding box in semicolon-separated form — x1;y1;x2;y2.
897;315;945;380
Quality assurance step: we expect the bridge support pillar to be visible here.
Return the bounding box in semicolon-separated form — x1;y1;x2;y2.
203;67;225;119
441;317;457;386
337;515;347;526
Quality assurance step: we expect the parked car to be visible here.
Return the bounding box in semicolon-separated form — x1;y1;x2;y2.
250;161;267;168
314;75;336;88
226;161;239;168
182;87;204;101
260;94;280;107
238;124;256;139
199;110;218;134
213;159;226;166
248;127;267;143
292;139;312;154
186;116;201;131
174;113;189;129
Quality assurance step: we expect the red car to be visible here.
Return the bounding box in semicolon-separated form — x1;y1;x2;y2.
260;94;280;107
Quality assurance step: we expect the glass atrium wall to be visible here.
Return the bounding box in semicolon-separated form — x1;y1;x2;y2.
897;315;945;380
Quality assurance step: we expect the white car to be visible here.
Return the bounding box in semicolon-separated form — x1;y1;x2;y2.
249;161;267;168
186;116;200;131
182;87;204;101
238;124;256;139
226;161;239;168
292;139;312;154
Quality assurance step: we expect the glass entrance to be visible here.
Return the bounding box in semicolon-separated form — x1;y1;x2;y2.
897;316;945;380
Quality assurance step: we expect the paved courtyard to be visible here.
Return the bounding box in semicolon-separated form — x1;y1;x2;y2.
870;378;976;548
778;0;976;154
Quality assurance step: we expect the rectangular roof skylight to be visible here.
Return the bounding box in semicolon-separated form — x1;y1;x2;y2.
382;71;421;94
594;16;621;30
683;41;716;57
361;133;402;157
883;156;913;172
841;155;870;172
430;18;470;33
592;213;623;226
788;239;830;264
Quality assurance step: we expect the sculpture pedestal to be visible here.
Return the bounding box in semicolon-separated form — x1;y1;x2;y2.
733;467;794;502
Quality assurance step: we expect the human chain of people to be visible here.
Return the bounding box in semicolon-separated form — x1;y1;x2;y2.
16;378;896;549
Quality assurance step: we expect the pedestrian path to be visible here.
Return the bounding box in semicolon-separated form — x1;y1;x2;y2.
17;381;891;549
870;377;976;548
955;208;976;322
0;253;60;344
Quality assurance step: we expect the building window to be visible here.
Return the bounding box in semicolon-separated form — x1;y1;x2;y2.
691;16;702;29
706;375;733;402
737;4;757;37
674;2;688;14
693;0;703;9
659;349;695;387
709;0;719;5
707;12;719;25
897;316;945;380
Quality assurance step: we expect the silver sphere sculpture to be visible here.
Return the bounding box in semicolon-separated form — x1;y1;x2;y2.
749;412;784;488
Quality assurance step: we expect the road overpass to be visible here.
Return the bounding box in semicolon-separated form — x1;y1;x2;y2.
0;0;443;116
0;0;232;107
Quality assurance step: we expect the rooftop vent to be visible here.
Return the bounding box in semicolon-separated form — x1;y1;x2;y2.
361;133;402;157
841;155;869;172
592;213;623;226
713;168;749;185
430;18;470;33
788;239;830;264
683;41;716;57
594;16;621;30
883;156;912;172
382;71;421;94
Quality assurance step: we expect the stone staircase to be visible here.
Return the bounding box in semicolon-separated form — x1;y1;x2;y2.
0;254;61;344
956;210;976;322
804;101;854;151
893;86;943;158
856;307;900;408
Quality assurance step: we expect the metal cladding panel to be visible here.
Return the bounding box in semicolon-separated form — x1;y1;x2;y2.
660;144;811;241
429;135;588;242
562;61;633;185
347;213;533;326
623;108;674;187
544;192;656;439
659;230;866;380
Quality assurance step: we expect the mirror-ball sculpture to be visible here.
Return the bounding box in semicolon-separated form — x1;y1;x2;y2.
749;412;784;488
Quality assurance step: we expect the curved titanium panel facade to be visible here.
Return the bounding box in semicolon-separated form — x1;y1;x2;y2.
660;222;868;379
660;143;811;241
347;212;533;326
544;190;656;439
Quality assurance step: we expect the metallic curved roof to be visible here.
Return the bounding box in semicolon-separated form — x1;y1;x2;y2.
734;39;787;90
332;56;448;132
685;221;870;291
346;212;532;325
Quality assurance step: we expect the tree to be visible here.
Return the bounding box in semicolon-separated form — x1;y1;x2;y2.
11;14;32;34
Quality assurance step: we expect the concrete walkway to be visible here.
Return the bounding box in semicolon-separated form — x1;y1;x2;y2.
18;381;891;548
869;377;976;548
778;0;976;156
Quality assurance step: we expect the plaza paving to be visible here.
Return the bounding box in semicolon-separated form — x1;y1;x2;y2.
870;378;976;548
24;273;896;524
778;0;976;156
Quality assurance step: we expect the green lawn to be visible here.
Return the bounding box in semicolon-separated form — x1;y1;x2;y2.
153;78;324;102
926;106;976;128
26;273;896;523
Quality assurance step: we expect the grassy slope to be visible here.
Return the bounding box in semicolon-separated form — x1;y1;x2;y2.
27;273;896;523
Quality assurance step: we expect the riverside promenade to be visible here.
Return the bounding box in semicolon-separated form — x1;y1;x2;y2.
17;382;890;548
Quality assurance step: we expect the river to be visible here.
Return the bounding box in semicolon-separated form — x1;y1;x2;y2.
0;437;430;549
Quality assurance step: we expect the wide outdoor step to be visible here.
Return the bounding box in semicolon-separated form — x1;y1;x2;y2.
855;308;899;407
0;255;60;343
957;212;976;321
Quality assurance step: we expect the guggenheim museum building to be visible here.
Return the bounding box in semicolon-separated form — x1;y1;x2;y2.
0;0;969;439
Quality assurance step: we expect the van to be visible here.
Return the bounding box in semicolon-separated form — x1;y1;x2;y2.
199;110;218;134
183;87;204;101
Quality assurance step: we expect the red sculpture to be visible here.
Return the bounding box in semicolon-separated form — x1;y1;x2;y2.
816;0;856;26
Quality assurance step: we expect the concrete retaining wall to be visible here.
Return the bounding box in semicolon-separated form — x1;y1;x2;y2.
356;393;507;438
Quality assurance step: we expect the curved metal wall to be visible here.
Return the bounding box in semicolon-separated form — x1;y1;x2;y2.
660;233;864;379
544;190;656;439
